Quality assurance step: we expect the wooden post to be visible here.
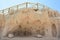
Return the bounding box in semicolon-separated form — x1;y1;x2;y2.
17;5;19;11
26;2;28;8
36;3;39;9
2;10;4;14
8;8;10;13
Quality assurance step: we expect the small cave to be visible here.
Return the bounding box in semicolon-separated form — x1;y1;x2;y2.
19;25;22;28
52;24;57;37
27;21;29;24
12;26;32;37
36;29;45;36
23;30;32;36
33;9;38;11
23;28;32;36
37;19;40;21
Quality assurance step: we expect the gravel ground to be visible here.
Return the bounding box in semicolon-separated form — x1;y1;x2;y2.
0;36;60;40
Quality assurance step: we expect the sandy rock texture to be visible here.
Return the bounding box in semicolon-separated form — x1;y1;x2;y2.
0;8;60;38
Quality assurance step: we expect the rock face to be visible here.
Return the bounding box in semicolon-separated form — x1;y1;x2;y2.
0;13;5;38
1;8;60;37
0;13;5;30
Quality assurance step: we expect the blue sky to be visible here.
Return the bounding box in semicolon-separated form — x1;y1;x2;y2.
0;0;60;12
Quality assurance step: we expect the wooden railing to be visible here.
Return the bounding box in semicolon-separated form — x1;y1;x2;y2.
0;2;48;15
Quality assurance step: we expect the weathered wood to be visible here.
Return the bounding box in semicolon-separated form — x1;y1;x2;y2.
0;2;47;14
